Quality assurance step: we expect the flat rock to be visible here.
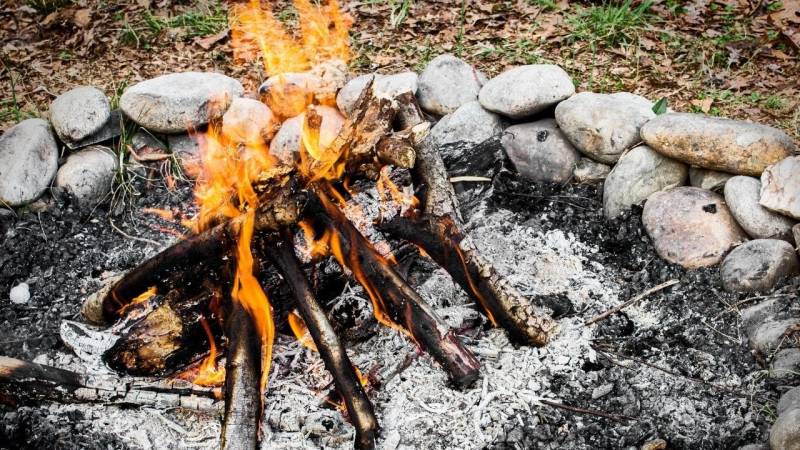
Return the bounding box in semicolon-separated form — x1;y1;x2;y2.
0;118;59;206
640;113;796;176
49;86;111;144
431;101;504;147
573;157;610;183
270;106;344;165
724;176;796;241
689;167;734;192
417;54;486;116
501;119;580;183
120;72;244;134
222;97;277;144
65;109;123;150
778;386;800;415
770;408;800;450
720;239;799;292
336;72;418;117
480;64;574;119
131;130;168;159
55;145;118;206
760;156;800;220
554;92;653;164
750;318;799;354
603;145;687;219
771;348;800;380
643;187;748;269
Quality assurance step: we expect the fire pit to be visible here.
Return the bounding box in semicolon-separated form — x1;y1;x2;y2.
2;1;800;449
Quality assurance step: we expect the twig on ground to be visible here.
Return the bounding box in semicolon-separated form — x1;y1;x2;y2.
539;399;635;423
584;279;679;326
108;218;163;247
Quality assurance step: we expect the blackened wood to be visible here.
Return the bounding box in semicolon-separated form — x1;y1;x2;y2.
220;301;262;450
264;233;377;450
0;356;220;411
306;187;480;387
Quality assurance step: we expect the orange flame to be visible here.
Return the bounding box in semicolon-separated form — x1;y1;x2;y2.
376;166;419;213
287;311;317;351
193;318;226;386
117;286;157;316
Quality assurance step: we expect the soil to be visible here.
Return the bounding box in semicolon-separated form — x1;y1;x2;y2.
1;163;797;449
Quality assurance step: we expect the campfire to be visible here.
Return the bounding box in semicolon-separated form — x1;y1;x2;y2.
1;2;556;450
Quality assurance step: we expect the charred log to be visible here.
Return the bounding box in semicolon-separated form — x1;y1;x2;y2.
263;232;377;450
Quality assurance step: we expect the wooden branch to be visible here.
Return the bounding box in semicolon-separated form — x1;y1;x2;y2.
0;356;220;411
263;232;377;450
220;300;262;450
584;279;679;326
385;97;558;347
306;187;480;387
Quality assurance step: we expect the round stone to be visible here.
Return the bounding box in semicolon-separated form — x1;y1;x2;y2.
760;156;800;220
689;167;734;192
49;86;111;144
417;54;486;116
573;157;610;184
643;187;748;269
770;408;800;450
0;118;59;206
9;282;30;305
501;119;580;183
479;64;574;119
120;72;244;134
55;145;118;206
222;97;277;144
749;318;800;354
720;239;799;292
336;72;418;117
430;101;504;147
554;92;654;164
778;386;800;415
640;113;796;176
724;176;796;241
270;106;344;165
771;348;800;379
603;145;687;219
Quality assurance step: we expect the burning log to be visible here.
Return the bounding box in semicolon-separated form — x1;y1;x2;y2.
379;94;558;346
306;187;481;387
0;356;220;411
263;232;377;450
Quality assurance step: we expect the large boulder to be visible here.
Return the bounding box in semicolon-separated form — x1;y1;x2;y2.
640;113;796;176
554;92;654;164
643;187;748;268
430;101;504;147
719;239;799;292
417;54;486;116
760;156;800;220
724;176;795;241
221;97;277;144
0;119;59;206
479;64;574;119
49;86;111;145
689;167;734;192
336;72;418;116
55;145;118;206
603;145;687;219
501;119;580;183
770;407;800;450
120;72;244;134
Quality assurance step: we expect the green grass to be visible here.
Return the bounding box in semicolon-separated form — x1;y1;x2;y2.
530;0;557;10
143;4;228;38
389;0;413;28
567;0;654;48
477;38;547;65
25;0;72;14
1;74;38;123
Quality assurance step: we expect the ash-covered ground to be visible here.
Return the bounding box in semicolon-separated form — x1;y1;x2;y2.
1;169;794;449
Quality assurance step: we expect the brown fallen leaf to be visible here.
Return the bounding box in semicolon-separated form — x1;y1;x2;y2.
194;27;230;50
73;9;91;28
691;97;713;113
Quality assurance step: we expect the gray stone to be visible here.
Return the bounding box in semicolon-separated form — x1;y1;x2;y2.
65;109;124;150
778;386;800;415
431;101;504;147
0;119;59;206
573;157;610;183
771;348;800;380
760;156;800;220
591;383;614;399
737;445;767;450
131;130;168;155
120;72;244;134
221;97;277;144
336;72;418;117
643;187;748;269
720;239;799;292
770;408;800;450
269;106;344;165
794;224;800;247
501;119;580;183
603;145;688;219
554;92;653;164
55;145;118;206
168;133;201;158
479;64;574;119
750;318;799;354
49;86;111;144
724;176;796;241
641;113;796;176
417;54;486;116
689;167;734;192
741;299;780;339
9;282;30;305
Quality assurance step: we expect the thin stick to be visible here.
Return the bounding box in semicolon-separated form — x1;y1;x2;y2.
539;399;635;424
584;279;679;326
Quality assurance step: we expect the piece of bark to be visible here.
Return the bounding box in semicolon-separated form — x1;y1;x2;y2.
263;232;377;450
306;187;480;387
0;356;220;411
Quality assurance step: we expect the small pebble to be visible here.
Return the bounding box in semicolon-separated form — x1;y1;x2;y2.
10;282;30;304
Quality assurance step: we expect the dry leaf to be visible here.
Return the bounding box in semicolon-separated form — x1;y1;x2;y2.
194;27;230;50
73;9;91;28
691;98;713;113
